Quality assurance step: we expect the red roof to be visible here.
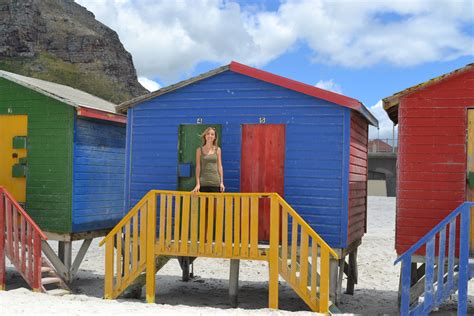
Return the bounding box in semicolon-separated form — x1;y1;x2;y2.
117;61;378;126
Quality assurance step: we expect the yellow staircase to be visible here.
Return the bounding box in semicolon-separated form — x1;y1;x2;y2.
100;190;339;313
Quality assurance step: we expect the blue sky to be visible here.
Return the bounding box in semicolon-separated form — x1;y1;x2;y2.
76;0;474;139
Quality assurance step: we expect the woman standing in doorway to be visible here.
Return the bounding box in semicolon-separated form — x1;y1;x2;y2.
192;127;225;193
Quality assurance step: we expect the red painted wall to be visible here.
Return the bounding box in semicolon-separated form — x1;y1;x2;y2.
348;112;368;245
396;68;474;255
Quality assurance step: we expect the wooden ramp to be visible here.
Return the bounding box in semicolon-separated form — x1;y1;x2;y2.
395;202;474;316
0;187;70;295
100;190;339;313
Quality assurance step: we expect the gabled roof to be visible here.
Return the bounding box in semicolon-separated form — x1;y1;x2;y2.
117;61;378;127
383;63;474;124
0;70;118;114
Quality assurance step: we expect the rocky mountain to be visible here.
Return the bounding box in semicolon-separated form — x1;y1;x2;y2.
0;0;148;104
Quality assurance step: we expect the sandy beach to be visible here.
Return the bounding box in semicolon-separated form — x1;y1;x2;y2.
1;197;472;315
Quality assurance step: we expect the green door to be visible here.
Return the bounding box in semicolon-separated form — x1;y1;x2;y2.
177;124;222;191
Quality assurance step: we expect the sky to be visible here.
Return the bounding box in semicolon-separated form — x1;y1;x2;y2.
75;0;474;140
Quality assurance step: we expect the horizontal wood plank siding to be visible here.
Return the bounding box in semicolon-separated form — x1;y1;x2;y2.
396;68;474;255
126;71;348;248
0;78;73;233
348;112;368;245
72;117;126;232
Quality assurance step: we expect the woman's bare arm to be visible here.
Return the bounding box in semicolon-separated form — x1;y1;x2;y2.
192;148;201;193
217;147;225;192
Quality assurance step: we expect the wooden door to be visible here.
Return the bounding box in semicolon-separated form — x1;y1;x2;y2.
467;110;474;254
0;115;28;203
240;124;285;241
177;124;222;191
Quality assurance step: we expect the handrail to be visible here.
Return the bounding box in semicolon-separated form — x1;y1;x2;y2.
100;191;154;299
274;193;338;312
99;191;153;246
394;201;472;315
102;189;339;313
394;202;474;264
275;194;339;259
0;187;47;240
0;186;47;291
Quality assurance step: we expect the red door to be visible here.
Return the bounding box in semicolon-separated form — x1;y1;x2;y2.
240;124;285;241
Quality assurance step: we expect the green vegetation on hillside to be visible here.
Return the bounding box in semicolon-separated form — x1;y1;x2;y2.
0;53;132;104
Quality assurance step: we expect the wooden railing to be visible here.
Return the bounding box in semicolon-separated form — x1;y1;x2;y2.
0;186;47;291
99;191;155;299
276;195;338;312
394;202;473;316
101;190;338;313
154;192;272;260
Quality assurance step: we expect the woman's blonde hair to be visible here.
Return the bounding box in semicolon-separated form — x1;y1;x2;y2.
200;127;218;146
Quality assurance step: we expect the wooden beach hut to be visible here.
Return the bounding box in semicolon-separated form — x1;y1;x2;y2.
383;64;474;255
0;70;126;284
116;61;378;301
383;64;474;312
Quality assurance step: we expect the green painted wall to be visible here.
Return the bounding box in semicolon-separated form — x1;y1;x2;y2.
0;78;74;233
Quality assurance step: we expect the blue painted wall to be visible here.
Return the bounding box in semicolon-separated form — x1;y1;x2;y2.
125;71;351;248
72;117;126;232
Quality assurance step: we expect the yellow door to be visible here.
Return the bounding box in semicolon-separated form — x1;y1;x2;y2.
0;115;28;203
467;110;474;254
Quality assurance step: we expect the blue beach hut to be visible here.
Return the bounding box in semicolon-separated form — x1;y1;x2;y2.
117;61;378;300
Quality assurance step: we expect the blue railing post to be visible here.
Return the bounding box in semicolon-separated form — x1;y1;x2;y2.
435;227;446;307
458;204;471;315
447;218;456;292
424;238;435;311
394;202;473;316
401;258;411;315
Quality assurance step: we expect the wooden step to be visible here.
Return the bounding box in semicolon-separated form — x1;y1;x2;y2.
46;289;70;296
41;266;52;273
41;277;62;285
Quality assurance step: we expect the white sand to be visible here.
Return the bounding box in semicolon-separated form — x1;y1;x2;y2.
1;197;473;315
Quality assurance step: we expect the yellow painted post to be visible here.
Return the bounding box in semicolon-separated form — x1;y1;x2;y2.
290;220;298;283
180;195;190;254
166;194;173;249
190;195;199;254
250;196;259;258
299;231;309;292
233;196;241;256
199;196;206;254
146;193;157;303
139;206;147;266
124;222;130;279
104;237;114;299
281;208;288;275
173;195;181;253
319;247;330;313
206;196;215;254
115;231;122;289
215;196;224;255
240;197;249;257
311;242;318;300
225;196;233;257
159;195;166;251
268;195;279;309
132;214;139;271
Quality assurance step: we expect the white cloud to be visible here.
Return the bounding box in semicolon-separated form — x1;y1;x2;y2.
368;100;398;141
315;79;342;94
76;0;474;80
138;77;161;92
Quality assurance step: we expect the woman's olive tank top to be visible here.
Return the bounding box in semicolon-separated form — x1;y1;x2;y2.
199;147;220;187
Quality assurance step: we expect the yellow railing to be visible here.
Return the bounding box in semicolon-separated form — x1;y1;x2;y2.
276;195;338;312
154;191;272;260
99;191;155;299
101;190;338;313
